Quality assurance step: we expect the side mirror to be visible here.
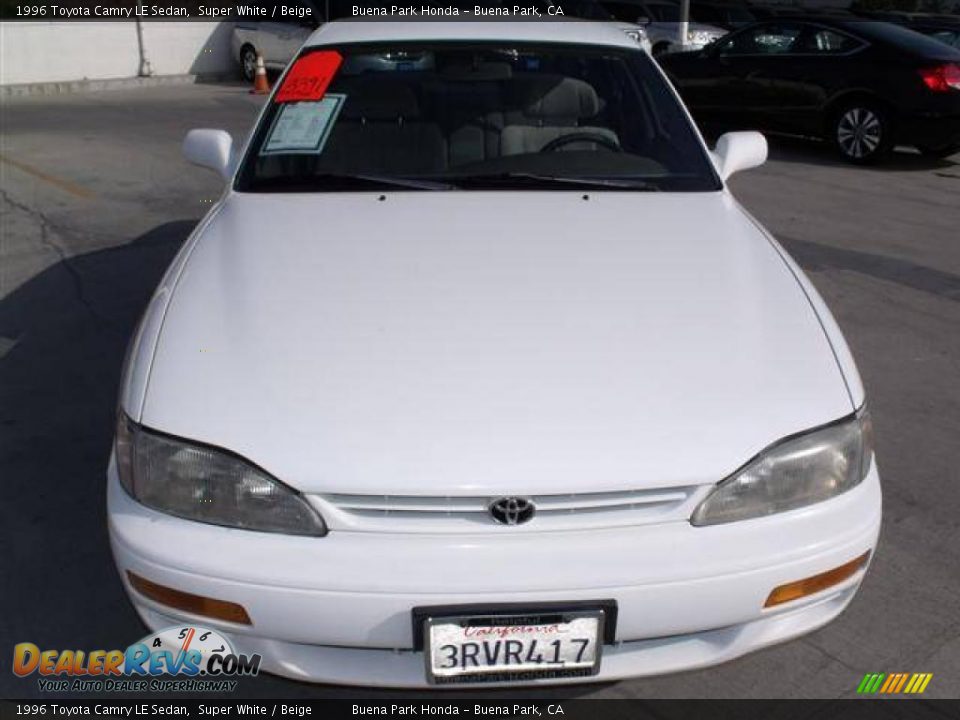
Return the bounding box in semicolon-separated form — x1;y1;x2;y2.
183;129;234;180
636;15;651;25
712;131;767;180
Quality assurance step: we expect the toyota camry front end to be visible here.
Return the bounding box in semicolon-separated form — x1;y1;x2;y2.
107;20;881;687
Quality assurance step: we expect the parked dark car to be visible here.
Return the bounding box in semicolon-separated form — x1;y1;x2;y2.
660;19;960;162
906;21;960;50
852;9;960;50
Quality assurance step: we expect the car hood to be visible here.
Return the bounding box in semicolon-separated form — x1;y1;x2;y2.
140;192;852;495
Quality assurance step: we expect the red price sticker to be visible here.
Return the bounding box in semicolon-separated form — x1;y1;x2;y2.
275;50;343;103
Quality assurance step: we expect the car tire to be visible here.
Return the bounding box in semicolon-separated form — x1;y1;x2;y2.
831;101;893;164
240;45;258;83
918;144;960;159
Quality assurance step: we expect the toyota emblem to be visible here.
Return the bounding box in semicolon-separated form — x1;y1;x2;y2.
489;497;536;526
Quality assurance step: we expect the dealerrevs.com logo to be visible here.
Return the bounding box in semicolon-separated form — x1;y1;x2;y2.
13;625;261;692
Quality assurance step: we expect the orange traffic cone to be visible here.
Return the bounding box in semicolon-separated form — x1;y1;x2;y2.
251;54;270;95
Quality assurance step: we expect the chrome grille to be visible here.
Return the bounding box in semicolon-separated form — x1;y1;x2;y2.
310;486;704;533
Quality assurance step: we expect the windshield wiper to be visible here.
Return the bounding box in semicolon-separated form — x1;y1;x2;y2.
246;172;660;192
447;173;661;191
350;174;456;191
247;173;455;192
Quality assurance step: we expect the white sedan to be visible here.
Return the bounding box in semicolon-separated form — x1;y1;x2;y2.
109;19;881;687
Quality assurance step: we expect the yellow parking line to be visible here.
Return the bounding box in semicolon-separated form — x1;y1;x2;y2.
0;153;95;199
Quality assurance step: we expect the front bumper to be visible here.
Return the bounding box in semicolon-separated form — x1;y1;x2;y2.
108;458;881;688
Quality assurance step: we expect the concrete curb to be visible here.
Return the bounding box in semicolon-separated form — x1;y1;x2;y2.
0;73;239;98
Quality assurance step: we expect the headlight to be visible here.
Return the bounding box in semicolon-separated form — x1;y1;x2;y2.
691;409;873;527
115;415;326;536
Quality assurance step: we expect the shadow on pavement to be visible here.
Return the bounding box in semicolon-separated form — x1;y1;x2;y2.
0;221;191;686
779;236;960;303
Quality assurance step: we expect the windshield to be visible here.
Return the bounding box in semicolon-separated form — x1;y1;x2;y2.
236;42;720;193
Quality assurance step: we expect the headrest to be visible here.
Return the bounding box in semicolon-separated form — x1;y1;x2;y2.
509;75;601;120
339;80;420;120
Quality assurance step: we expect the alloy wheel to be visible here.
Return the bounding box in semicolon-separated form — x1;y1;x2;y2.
836;107;883;160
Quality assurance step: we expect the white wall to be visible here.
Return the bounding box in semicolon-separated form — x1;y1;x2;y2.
0;21;236;86
140;22;235;77
0;23;140;85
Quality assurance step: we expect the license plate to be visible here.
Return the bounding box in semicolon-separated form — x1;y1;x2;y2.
424;610;604;684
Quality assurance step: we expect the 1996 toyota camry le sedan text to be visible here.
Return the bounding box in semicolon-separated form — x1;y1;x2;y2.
108;20;881;687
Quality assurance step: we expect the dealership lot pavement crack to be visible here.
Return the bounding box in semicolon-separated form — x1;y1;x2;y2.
0;188;111;327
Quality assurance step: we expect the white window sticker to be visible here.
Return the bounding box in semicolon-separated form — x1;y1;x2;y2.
261;94;345;155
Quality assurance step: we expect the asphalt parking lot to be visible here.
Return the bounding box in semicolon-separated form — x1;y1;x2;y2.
1;82;959;700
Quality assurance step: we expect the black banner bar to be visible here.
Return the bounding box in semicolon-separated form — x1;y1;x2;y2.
2;1;952;21
2;1;576;22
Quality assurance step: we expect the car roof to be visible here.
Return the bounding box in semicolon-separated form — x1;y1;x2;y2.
305;19;637;49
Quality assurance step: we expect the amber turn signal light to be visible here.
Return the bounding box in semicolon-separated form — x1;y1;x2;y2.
764;551;871;608
127;572;252;625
